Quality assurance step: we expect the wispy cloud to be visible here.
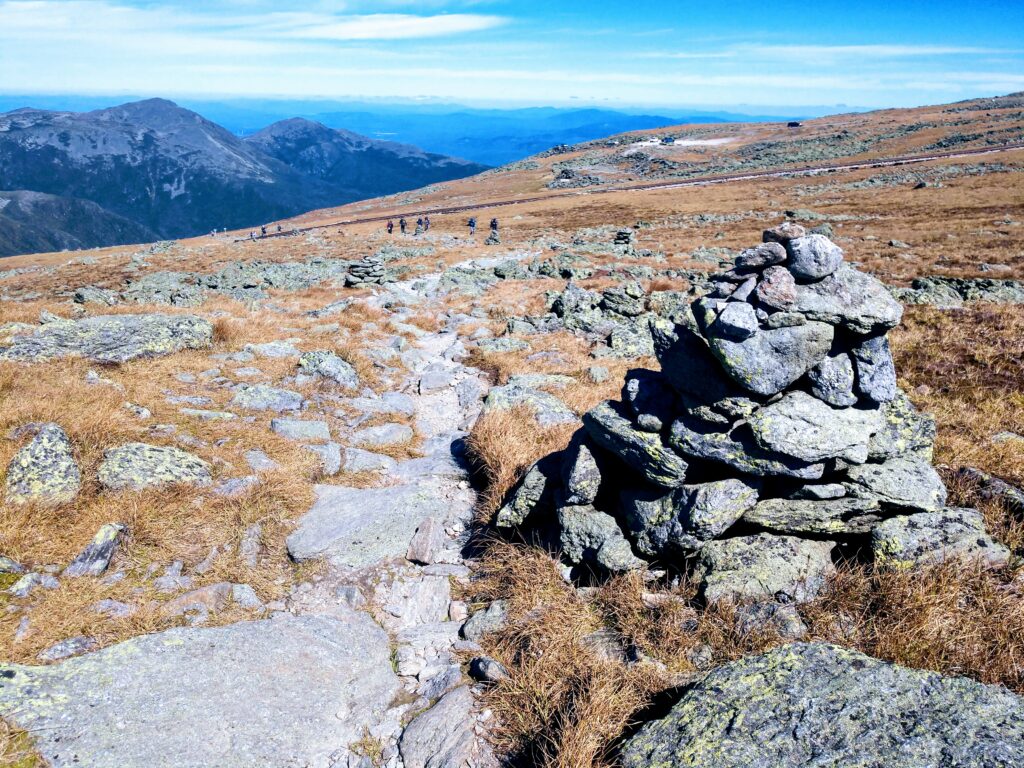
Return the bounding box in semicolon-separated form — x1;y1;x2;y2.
646;43;1021;63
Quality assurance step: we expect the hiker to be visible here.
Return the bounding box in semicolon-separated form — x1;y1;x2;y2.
424;215;431;232
490;218;499;234
414;218;424;236
399;217;407;234
276;224;282;233
468;217;477;236
261;225;267;237
387;220;394;235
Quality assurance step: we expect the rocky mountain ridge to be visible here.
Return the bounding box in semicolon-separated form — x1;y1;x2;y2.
0;99;487;257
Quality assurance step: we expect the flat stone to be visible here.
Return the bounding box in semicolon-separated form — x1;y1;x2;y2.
244;449;279;472
669;415;825;480
707;321;834;396
713;302;758;341
483;384;577;427
559;504;645;572
495;456;559;528
63;523;124;578
695;533;835;604
341;447;398;474
747;391;880;464
0;614;400;768
297;350;360;389
305;443;342;475
98;443;212;492
736;241;787;269
653;321;759;406
868;390;936;461
785;234;844;280
762;222;806;244
400;686;496;768
583;401;688;488
230;384;303;412
270;419;331;442
845;457;947;512
5;423;81;506
286;480;473;567
621;642;1024;768
0;313;213;364
245;341;300;359
476;337;529;353
352;422;414;447
744;497;885;536
760;264;904;335
461;601;508;642
872;508;1010;568
38;636;97;662
407;517;447;565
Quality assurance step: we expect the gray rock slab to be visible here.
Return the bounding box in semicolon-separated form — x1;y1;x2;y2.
342;447;398;474
872;507;1010;567
0;613;400;768
708;321;834;397
98;443;212;491
583;400;688;488
286;480;473;567
483;384;577;427
695;533;835;604
400;686;496;768
230;383;304;412
271;418;331;442
297;350;360;390
0;313;213;364
63;523;124;578
559;504;645;572
621;642;1024;768
744;497;884;536
352;422;414;447
747;391;880;464
845;456;947;512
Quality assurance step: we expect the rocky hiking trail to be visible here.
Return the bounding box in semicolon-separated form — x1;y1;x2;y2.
0;266;502;767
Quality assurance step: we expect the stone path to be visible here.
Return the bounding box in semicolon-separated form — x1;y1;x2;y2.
0;269;499;767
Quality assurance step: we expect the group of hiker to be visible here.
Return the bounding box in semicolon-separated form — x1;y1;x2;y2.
385;214;498;240
244;224;283;241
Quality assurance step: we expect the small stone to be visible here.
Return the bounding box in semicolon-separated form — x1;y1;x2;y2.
305;443;342;475
785;235;844;280
583;401;688;488
38;636;97;662
845;457;947;512
851;334;897;404
270;419;331;442
762;222;806;244
468;656;509;683
736;241;787;269
483;384;577;427
352;423;414;448
808;353;857;407
713;302;759;341
297;350;360;389
244;450;279;473
231;584;264;610
734;602;807;639
63;523;124;578
407;518;447;565
461;600;508;642
230;384;304;412
8;572;60;598
559;504;645;572
707;321;834;397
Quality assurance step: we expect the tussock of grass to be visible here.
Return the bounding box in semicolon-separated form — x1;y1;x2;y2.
0;720;42;768
466;407;576;520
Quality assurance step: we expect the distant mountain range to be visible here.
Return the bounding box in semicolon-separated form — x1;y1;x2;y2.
0;99;488;257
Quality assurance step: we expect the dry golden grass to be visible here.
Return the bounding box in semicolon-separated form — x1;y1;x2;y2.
0;720;41;768
466;407;576;520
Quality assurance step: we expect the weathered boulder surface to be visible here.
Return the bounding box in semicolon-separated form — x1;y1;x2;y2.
0;613;400;768
4;423;81;505
872;508;1011;567
0;314;212;363
621;643;1024;768
98;443;212;491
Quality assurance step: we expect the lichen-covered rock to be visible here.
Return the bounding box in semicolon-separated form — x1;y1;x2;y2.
558;504;644;572
623;370;678;433
230;383;304;412
807;352;857;407
583;401;688;487
296;350;359;389
669;415;825;479
743;497;884;536
695;534;835;604
621;642;1024;768
845;456;947;512
746;391;880;464
561;436;602;505
483;384;577;427
98;443;212;492
495;457;558;528
872;508;1011;567
622;480;758;557
760;264;904;335
63;523;124;578
0;313;213;364
707;321;834;396
868;390;936;461
5;423;81;505
652;321;757;406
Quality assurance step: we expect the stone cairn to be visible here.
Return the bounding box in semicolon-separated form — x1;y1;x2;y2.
496;223;1010;607
345;254;386;286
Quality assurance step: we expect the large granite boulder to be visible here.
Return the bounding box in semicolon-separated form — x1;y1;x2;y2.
0;314;212;364
621;642;1024;768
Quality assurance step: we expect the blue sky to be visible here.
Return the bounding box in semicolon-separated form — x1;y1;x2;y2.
1;0;1022;109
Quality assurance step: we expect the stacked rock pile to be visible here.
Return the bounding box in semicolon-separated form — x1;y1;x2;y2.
614;229;636;246
497;224;1010;605
345;254;387;286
